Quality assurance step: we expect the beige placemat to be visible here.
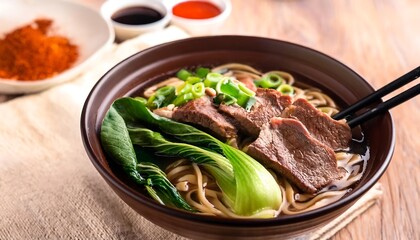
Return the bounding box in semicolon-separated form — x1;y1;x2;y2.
0;27;382;240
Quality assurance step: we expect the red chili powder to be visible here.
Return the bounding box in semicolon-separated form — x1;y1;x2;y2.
0;18;79;81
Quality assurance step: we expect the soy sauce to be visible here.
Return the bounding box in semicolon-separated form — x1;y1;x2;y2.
111;6;163;25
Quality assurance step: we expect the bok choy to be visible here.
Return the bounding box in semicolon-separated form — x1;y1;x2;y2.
110;97;283;217
101;106;194;211
128;127;236;207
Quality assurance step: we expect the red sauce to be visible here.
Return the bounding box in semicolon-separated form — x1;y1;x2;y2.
173;1;221;19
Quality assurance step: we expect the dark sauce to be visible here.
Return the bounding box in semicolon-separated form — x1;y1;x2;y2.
112;6;163;25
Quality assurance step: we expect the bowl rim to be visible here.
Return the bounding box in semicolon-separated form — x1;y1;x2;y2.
81;35;395;227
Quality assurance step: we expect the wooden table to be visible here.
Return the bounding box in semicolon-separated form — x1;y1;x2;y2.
5;0;419;239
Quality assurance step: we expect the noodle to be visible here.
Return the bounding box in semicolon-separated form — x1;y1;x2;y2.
154;63;367;218
211;63;263;75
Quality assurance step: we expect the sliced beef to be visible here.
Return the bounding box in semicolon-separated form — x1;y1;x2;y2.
172;97;238;141
218;88;292;137
246;117;341;193
282;98;352;150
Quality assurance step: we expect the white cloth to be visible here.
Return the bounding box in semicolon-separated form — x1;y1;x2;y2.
0;26;382;240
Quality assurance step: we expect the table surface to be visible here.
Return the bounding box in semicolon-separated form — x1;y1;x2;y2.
5;0;420;239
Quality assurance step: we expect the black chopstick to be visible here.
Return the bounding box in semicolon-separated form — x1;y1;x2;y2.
333;66;420;120
346;83;420;128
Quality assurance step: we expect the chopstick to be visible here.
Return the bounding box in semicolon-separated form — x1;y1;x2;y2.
333;66;420;128
333;66;420;120
346;83;420;128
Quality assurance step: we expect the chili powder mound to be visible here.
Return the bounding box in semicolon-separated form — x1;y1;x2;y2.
0;18;79;81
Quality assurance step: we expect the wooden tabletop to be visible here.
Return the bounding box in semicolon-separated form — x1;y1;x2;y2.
5;0;419;239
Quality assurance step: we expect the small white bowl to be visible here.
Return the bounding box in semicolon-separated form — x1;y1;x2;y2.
169;0;232;36
0;0;114;94
101;0;172;41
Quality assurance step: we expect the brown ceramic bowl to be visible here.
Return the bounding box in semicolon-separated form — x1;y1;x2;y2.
81;36;394;239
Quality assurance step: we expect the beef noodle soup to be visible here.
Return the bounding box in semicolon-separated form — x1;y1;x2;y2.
100;63;369;218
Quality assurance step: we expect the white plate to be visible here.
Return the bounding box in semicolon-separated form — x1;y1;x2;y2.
0;0;115;94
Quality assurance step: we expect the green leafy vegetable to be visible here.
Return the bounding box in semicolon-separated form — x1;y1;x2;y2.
129;127;236;206
136;161;193;209
101;107;143;184
101;105;194;211
112;97;283;217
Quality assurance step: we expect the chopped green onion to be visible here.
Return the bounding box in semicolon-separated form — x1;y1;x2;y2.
219;79;240;97
204;72;223;88
238;83;256;97
173;92;194;106
215;77;256;108
195;67;210;78
236;91;251;107
277;84;294;95
256;73;284;88
244;96;256;111
192;82;205;98
237;83;256;107
177;83;193;95
156;85;175;96
186;76;202;85
176;69;192;81
175;68;257;109
147;86;176;109
213;93;237;105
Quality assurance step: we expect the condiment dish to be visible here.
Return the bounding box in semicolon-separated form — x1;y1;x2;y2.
81;36;395;239
101;0;172;41
0;0;114;94
169;0;232;36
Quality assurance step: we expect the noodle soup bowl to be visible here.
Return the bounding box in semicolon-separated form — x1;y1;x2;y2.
81;36;395;239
